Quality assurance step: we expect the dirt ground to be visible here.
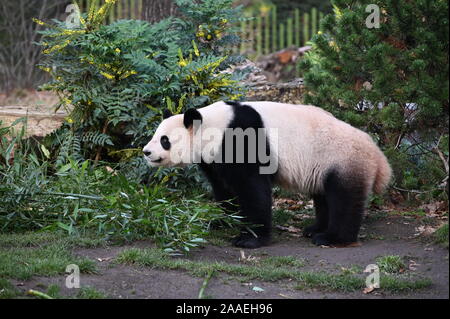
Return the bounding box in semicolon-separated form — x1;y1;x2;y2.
10;212;449;299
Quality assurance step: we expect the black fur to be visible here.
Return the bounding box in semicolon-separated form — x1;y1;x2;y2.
305;169;366;246
183;108;203;129
162;109;173;119
198;102;366;248
199;101;274;248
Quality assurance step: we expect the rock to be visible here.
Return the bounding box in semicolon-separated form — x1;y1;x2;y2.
245;78;304;104
0;105;66;137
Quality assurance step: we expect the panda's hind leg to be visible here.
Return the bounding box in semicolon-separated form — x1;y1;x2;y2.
303;194;329;238
312;170;366;246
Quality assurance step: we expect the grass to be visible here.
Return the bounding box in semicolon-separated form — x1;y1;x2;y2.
33;285;107;299
376;255;406;274
434;223;449;248
0;278;19;299
0;232;97;280
116;247;432;293
0;231;106;248
259;255;306;268
75;287;107;299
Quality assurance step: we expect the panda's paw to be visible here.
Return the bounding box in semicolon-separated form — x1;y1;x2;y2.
232;234;270;249
312;233;331;246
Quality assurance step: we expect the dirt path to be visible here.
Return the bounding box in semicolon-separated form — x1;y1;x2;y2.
11;214;449;299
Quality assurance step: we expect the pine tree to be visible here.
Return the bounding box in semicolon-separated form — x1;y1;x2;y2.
300;0;449;198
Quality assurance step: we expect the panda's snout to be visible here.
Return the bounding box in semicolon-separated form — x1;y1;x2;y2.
143;150;151;157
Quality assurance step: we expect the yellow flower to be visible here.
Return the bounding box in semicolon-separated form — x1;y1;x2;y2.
178;61;187;67
318;31;323;35
39;67;52;73
120;70;138;80
32;18;45;26
115;48;121;53
100;72;115;80
206;34;212;40
66;117;74;124
192;40;200;57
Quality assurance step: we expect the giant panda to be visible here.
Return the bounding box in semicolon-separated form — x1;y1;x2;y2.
142;101;392;248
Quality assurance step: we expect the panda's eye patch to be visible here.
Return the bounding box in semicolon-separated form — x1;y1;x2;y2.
160;135;171;150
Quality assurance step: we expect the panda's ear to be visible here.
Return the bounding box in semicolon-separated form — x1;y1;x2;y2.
183;108;203;129
162;109;173;120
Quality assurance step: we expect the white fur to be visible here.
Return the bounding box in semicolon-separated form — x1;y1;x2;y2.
143;101;391;195
242;101;389;195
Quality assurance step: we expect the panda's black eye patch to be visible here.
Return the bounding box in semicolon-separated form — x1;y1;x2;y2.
160;135;171;150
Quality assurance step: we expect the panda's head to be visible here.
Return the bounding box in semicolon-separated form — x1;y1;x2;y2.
142;109;202;167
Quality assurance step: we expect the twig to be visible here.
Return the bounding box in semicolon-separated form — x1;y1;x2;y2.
198;270;214;299
12;191;104;201
394;132;404;150
392;186;442;194
27;289;53;299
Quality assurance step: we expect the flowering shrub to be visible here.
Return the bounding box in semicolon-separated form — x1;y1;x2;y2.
36;0;245;174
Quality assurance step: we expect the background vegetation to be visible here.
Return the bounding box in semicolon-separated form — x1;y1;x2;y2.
1;0;245;253
0;0;448;253
300;0;449;202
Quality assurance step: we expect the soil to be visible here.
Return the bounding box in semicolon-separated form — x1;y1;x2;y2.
10;213;449;299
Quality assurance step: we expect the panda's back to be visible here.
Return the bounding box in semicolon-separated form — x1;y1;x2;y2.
240;101;381;194
200;101;382;194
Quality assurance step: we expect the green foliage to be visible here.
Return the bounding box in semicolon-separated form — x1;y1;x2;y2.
117;247;432;293
299;0;449;200
36;0;245;173
434;223;449;249
376;255;406;274
0;239;96;280
0;120;240;253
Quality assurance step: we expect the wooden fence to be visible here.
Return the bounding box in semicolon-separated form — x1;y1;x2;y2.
237;6;323;58
77;1;323;58
77;0;144;21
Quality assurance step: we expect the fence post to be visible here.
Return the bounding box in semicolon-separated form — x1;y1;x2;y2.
109;0;115;22
287;17;293;48
240;19;247;54
117;0;122;19
256;16;262;57
279;22;284;51
264;13;270;55
319;11;324;31
138;0;143;20
130;0;135;19
294;8;300;47
302;12;309;46
311;7;317;38
248;17;254;55
272;6;277;52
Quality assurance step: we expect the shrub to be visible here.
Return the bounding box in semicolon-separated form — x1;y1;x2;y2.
0;120;239;253
36;0;245;176
299;0;449;201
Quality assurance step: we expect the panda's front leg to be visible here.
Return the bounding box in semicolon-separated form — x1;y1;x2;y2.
230;174;273;249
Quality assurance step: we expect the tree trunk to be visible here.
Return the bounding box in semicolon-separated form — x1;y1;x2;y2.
141;0;178;23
